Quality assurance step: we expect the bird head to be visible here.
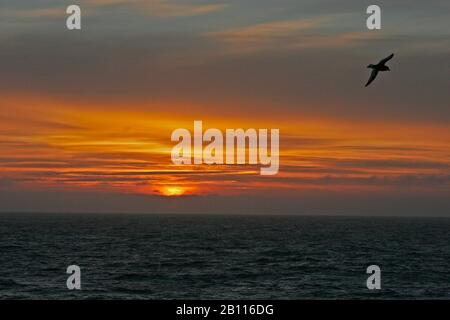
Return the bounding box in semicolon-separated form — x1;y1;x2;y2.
367;64;375;68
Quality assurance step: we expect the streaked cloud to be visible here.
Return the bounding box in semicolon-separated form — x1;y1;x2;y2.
207;15;383;54
1;7;65;19
1;96;449;201
1;0;227;20
85;0;228;17
141;1;227;17
209;17;327;41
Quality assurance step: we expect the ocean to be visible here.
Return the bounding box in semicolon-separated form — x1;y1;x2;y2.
0;214;449;299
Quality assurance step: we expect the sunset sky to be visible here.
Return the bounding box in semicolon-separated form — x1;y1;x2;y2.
0;0;449;214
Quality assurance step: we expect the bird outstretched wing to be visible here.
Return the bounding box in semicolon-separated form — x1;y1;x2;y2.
365;69;379;87
378;53;394;65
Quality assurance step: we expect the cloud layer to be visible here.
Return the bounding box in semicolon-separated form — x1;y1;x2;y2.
0;0;449;214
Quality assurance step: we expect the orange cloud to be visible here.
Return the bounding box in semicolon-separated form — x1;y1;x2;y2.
1;95;449;198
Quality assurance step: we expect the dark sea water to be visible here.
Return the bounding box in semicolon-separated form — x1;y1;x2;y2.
0;214;449;299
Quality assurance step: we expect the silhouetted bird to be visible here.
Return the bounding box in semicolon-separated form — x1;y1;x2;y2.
365;53;394;87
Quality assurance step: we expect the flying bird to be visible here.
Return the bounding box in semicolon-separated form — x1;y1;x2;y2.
365;53;394;87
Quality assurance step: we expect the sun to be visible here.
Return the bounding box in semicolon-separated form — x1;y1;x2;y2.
161;186;186;197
